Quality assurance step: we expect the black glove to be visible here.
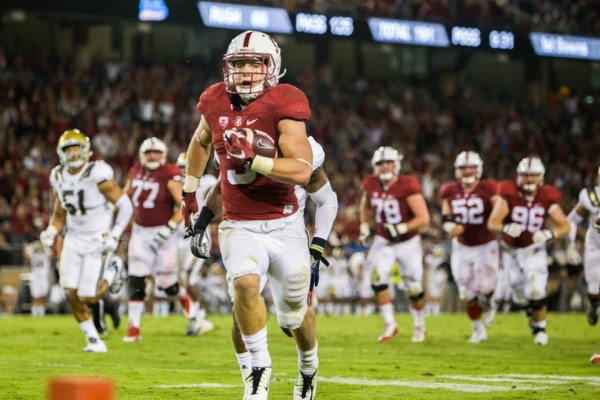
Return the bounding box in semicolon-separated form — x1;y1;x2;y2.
308;237;329;305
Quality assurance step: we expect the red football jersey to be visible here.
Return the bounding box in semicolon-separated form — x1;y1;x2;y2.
497;180;561;248
361;174;421;242
198;83;311;221
128;162;181;227
439;179;497;246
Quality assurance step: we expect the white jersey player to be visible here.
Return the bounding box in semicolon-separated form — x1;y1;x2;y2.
175;151;217;336
24;241;52;317
566;166;600;332
39;129;133;353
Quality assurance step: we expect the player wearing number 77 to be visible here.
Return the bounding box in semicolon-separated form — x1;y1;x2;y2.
359;146;430;343
487;156;570;346
439;151;500;344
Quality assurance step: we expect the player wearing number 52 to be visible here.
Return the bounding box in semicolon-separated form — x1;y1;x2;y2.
40;129;133;352
439;151;500;344
487;156;570;346
359;146;430;344
122;137;190;343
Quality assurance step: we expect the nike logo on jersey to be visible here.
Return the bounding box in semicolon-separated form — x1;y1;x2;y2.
247;118;258;125
256;139;275;149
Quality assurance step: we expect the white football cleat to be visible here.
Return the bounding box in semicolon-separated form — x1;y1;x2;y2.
533;331;548;346
241;366;252;397
186;318;214;336
377;323;398;343
590;352;600;365
82;337;107;353
293;369;318;400
483;308;496;327
467;329;488;344
411;325;426;343
244;367;271;400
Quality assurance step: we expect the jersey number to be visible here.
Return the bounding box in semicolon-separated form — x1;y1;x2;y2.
227;168;257;185
131;180;160;208
62;190;86;215
511;205;545;232
451;197;484;224
371;197;402;224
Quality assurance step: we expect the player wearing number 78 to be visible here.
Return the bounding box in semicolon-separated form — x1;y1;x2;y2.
487;156;570;346
359;146;430;344
439;151;501;344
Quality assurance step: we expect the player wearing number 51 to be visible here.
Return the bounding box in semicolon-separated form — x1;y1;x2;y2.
182;31;318;400
359;146;430;344
39;129;133;353
487;156;570;346
439;151;500;344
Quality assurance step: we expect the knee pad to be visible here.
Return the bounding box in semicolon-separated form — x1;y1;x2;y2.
128;276;146;301
529;297;546;311
371;284;388;293
406;282;423;298
277;302;308;330
161;282;180;296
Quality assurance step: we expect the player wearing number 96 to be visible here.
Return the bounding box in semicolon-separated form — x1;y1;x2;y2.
182;31;318;400
487;156;570;346
40;129;133;353
439;151;500;344
359;146;430;344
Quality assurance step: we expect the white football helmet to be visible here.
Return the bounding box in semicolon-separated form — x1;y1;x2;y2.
57;129;92;169
223;31;285;102
139;137;167;170
516;156;545;192
176;152;187;175
371;146;402;181
454;151;483;185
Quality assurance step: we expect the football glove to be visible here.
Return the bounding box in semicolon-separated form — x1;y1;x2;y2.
190;229;211;259
40;225;58;248
181;191;198;237
566;243;582;265
532;229;554;244
308;237;329;306
224;130;255;169
502;222;523;238
383;222;408;239
358;222;373;248
103;234;120;254
151;221;178;251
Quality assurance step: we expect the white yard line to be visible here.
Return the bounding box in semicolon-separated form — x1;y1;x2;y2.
440;374;600;386
32;361;83;368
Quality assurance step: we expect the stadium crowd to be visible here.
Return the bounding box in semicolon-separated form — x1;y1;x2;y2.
0;52;598;315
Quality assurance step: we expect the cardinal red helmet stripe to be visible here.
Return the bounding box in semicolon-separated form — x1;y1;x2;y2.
243;31;252;48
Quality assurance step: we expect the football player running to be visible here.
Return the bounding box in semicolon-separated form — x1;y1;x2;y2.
189;136;337;397
175;151;217;336
487;156;570;346
182;31;321;400
439;151;500;343
358;146;430;343
122;137;188;342
39;129;133;352
564;167;600;362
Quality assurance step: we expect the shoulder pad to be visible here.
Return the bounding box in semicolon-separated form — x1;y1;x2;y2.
81;161;96;179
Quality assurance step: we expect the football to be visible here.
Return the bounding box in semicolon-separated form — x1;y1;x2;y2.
234;127;278;158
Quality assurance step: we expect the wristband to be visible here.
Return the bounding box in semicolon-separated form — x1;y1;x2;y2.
250;155;274;175
360;222;371;236
46;225;58;237
167;220;179;231
183;175;200;193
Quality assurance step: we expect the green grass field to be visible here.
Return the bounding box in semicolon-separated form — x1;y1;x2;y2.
1;312;599;399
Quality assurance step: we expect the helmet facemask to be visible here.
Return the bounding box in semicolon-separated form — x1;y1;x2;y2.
139;137;167;171
516;157;545;193
57;129;92;170
454;151;483;186
223;31;284;103
371;146;402;182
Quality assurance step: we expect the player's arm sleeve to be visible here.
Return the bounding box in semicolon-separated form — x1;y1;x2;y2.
112;193;133;238
308;180;338;241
